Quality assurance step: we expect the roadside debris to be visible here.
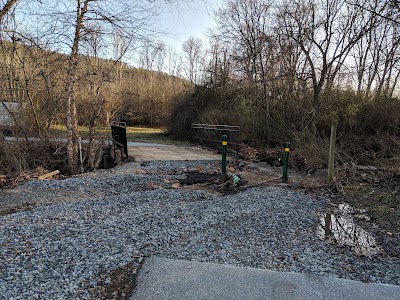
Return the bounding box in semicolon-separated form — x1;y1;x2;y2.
1;167;63;189
218;173;242;194
38;170;60;180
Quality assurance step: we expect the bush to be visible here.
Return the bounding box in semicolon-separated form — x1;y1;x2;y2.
0;139;68;176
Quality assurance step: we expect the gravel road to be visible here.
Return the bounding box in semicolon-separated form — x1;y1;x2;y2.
0;161;399;299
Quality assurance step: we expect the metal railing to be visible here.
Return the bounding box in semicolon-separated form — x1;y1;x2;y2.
191;123;243;156
111;139;126;162
111;123;128;163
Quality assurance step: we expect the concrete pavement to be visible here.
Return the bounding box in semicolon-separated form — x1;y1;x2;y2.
4;137;221;161
131;257;400;300
127;144;221;161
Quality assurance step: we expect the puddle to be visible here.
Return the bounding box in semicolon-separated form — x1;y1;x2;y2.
317;204;382;257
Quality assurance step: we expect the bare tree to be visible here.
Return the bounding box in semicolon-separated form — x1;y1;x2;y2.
281;0;376;128
64;0;90;174
0;0;18;21
138;40;166;72
82;23;134;170
166;46;182;77
348;1;400;98
345;0;400;25
46;0;163;173
182;36;203;84
205;39;231;91
212;0;280;132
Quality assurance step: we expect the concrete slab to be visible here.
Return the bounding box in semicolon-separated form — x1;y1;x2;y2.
131;257;400;300
128;144;220;161
127;142;169;147
5;138;220;161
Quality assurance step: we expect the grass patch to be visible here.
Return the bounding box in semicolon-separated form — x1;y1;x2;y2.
342;172;400;239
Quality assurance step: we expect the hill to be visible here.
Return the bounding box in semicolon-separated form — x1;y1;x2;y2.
0;39;192;130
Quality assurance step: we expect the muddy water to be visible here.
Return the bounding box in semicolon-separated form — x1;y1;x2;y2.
317;204;382;257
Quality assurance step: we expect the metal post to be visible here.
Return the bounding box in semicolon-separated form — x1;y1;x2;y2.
78;137;84;173
282;141;291;183
221;135;228;183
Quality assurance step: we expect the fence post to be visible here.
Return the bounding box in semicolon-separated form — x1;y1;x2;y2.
221;135;228;182
78;137;84;173
327;124;337;183
282;141;291;183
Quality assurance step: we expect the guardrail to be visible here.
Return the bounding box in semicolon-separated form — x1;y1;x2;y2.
191;123;243;157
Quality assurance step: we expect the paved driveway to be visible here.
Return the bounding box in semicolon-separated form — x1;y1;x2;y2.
131;257;400;300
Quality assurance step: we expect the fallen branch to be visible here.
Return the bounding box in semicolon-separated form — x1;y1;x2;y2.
355;165;378;171
219;179;231;189
38;170;60;180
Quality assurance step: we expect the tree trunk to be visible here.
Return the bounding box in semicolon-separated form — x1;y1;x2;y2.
66;67;78;173
66;0;90;174
87;87;104;170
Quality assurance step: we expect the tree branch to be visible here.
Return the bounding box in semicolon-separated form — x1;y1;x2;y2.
0;0;18;21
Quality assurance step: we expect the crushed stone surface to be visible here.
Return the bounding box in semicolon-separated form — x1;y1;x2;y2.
0;161;399;299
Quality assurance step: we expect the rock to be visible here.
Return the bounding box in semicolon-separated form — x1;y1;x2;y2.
144;181;154;190
289;182;304;189
171;182;180;189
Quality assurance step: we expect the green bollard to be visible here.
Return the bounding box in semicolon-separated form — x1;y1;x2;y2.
221;135;228;183
282;141;291;183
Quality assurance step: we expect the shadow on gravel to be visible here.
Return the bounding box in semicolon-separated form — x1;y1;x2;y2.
0;202;37;216
179;171;219;185
179;171;245;196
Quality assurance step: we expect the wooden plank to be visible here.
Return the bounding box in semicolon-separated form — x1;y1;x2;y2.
327;124;337;183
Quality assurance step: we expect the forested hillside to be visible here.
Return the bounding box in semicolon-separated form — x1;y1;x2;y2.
0;40;191;130
0;37;191;173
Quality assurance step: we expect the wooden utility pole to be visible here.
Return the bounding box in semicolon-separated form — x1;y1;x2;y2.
327;124;337;183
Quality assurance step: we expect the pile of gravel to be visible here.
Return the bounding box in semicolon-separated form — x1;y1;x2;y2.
0;161;398;299
0;161;194;213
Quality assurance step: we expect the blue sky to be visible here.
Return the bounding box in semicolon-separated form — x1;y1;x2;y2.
11;0;222;52
157;0;222;51
8;0;223;69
